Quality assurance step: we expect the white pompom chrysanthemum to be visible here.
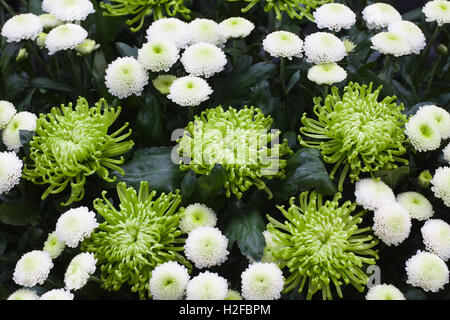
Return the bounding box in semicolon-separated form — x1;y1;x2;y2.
307;63;347;85
13;250;53;287
262;31;303;60
405;113;441;152
388;21;426;55
370;32;412;57
365;284;406;300
64;252;97;291
423;0;450;26
406;250;449;292
146;18;190;49
355;178;396;211
313;3;356;32
303;32;346;64
181;43;227;78
186;271;228;300
167;76;213;107
42;0;95;22
43;232;66;259
2;111;37;150
218;17;255;39
444;143;450;165
55;206;98;248
373;203;412;246
421;219;450;261
45;23;88;55
431;167;450;207
362;3;402;29
1;13;43;43
397;192;434;221
40;289;74;300
7;288;39;300
105;57;149;99
184;226;229;269
0;101;16;129
149;261;190;300
137;39;179;72
180;203;217;233
241;262;284;300
416;104;450;139
0;151;22;195
188;19;225;46
39;13;63;30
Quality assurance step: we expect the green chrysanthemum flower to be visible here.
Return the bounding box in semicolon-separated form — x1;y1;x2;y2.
229;0;332;21
82;181;190;299
177;106;293;199
266;191;379;300
22;97;134;206
100;0;191;32
299;82;408;191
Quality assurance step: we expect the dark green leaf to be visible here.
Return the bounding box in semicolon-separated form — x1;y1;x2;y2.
180;170;196;200
286;70;301;94
19;130;35;146
116;42;138;58
136;95;165;145
0;202;38;226
374;166;411;189
31;77;75;92
196;165;226;197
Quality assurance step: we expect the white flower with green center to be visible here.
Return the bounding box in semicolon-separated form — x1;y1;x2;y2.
373;203;411;246
405;113;441;152
307;63;347;85
184;226;229;269
7;289;39;300
355;178;396;211
64;252;97;291
38;13;63;30
2;111;37;151
365;284;405;300
444;143;450;165
188;19;226;46
138;39;179;72
416;105;450;139
1;13;43;43
421;219;450;261
105;57;149;99
423;0;450;26
167;76;213;107
75;39;100;56
181;43;227;78
313;3;356;32
362;3;402;29
146;18;190;49
218;17;255;39
42;0;95;22
45;23;88;55
152;75;177;95
371;32;413;57
262;31;303;60
225;289;242;300
40;289;74;300
303;32;346;64
186;271;228;300
149;261;190;300
388;21;426;55
0;151;23;195
180;203;217;233
0;101;16;129
13;250;53;287
406;250;449;292
431;167;450;207
43;232;66;259
241;262;284;300
55;206;99;248
397;192;434;221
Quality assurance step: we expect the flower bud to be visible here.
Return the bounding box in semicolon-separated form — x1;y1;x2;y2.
35;32;47;47
16;48;28;62
438;44;448;56
75;39;100;56
418;170;433;188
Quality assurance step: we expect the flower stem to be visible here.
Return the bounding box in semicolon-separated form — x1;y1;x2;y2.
189;106;194;122
280;57;287;96
413;26;440;83
232;39;238;67
425;54;442;98
0;0;15;16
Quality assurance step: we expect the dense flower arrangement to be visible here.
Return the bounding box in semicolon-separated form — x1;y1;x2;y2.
0;0;449;303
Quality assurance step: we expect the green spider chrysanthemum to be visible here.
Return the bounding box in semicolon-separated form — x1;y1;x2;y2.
298;82;408;191
177;106;293;199
22;97;134;206
82;181;190;299
229;0;333;21
100;0;191;32
266;191;379;300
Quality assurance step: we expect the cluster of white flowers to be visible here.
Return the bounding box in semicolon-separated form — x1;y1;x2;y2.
313;3;356;32
405;105;450;152
186;271;228;300
365;284;406;300
64;252;97;291
241;263;284;300
0;151;23;195
388;21;426;55
423;0;450;26
149;261;190;300
180;203;217;234
55;206;99;248
431;166;450;207
405;250;449;292
42;0;95;22
13;250;54;287
421;219;450;261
